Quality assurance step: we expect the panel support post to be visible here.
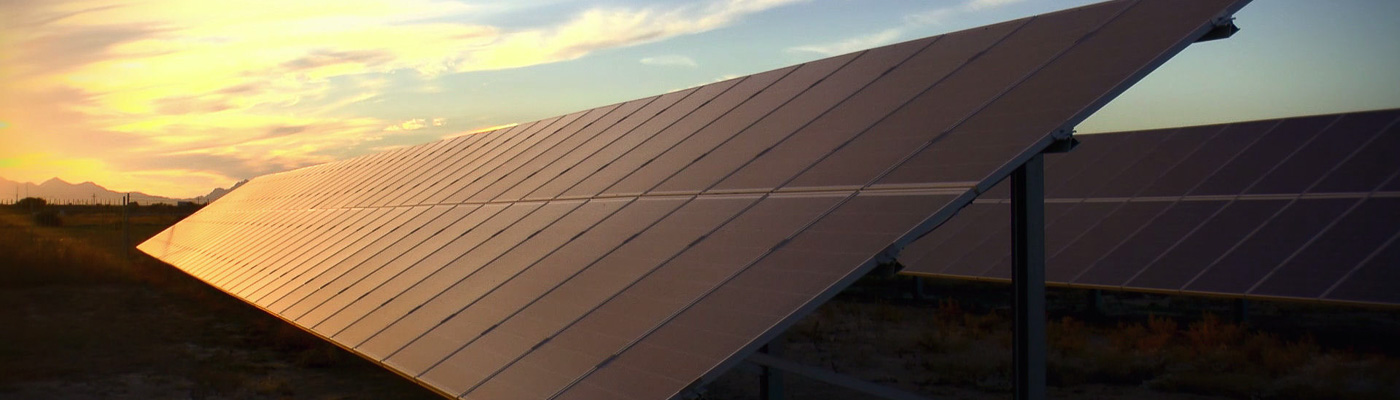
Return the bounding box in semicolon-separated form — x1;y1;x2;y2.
759;338;785;400
1011;154;1046;400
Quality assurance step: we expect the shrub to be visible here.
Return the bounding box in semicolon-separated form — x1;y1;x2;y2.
33;210;62;227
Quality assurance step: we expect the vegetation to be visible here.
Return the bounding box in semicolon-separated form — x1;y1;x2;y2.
0;207;438;399
703;276;1400;400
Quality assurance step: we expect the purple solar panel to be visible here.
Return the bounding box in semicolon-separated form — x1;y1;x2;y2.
137;1;1252;398
900;108;1400;306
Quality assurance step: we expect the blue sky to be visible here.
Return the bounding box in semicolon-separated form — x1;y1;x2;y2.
1;0;1397;197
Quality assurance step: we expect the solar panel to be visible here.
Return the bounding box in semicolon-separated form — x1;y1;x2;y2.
139;1;1250;398
899;108;1400;306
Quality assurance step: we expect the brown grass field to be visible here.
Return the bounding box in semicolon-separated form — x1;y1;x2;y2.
2;206;1398;399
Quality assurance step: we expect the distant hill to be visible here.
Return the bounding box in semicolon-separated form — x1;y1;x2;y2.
0;177;241;205
202;180;247;203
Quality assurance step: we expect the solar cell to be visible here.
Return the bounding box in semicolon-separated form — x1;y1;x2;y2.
900;108;1400;306
139;1;1252;398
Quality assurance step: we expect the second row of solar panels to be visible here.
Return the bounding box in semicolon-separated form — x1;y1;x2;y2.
900;108;1400;305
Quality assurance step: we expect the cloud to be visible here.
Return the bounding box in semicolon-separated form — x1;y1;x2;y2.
384;118;428;132
787;28;902;56
0;0;804;197
640;55;699;67
789;0;1025;56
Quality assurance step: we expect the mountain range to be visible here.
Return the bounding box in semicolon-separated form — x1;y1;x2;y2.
0;177;244;205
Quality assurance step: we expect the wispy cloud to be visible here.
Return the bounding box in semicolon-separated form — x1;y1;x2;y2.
787;28;902;56
0;0;802;197
640;55;699;67
788;0;1025;56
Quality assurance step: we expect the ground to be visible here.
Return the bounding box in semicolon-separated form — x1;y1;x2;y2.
3;207;1398;400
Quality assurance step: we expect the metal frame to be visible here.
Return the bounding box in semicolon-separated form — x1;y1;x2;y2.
1011;153;1047;400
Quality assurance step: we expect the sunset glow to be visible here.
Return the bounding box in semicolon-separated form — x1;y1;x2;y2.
2;0;1398;198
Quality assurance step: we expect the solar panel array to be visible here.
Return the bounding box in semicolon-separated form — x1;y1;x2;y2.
138;1;1249;398
899;108;1400;306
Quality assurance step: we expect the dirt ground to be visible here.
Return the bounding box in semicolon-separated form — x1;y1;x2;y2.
4;208;1399;400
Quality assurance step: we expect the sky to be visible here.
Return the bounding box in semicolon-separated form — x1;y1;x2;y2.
1;0;1397;198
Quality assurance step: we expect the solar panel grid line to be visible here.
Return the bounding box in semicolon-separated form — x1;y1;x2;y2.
458;192;853;399
966;203;1087;280
509;90;707;202
643;52;864;196
455;106;623;205
137;1;1261;397
301;200;593;331
560;192;968;400
491;80;747;202
1320;229;1400;300
343;136;479;209
800;0;1148;191
413;124;553;206
1106;199;1234;287
1304;114;1400;193
568;1;1248;394
585;70;797;199
1190;116;1340;197
475;98;664;205
697;34;953;194
318;146;422;209
252;206;428;306
519;83;741;202
299;144;412;209
378;133;501;208
205;210;348;289
203;210;335;274
314;143;429;207
261;205;500;314
1230;116;1345;196
503;90;697;203
1181;198;1362;295
268;205;471;313
228;209;391;296
387;132;500;207
470;103;660;204
1247;112;1400;195
434;114;589;205
352;197;685;363
206;210;354;285
993;128;1193;278
284;208;497;315
1310;113;1400;193
778;3;1117;192
286;205;486;324
897;203;1000;273
177;211;286;278
600;63;853;198
406;122;540;204
563;69;801;200
298;201;532;339
207;211;347;292
1250;198;1400;298
404;196;763;393
235;208;400;300
1090;127;1217;198
1053;202;1174;282
318;199;629;344
1058;127;1233;283
875;0;1203;193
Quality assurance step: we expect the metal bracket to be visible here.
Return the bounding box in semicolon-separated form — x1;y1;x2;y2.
1196;17;1240;42
1043;136;1079;154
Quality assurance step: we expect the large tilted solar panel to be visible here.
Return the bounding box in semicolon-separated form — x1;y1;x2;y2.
899;108;1400;306
138;0;1249;398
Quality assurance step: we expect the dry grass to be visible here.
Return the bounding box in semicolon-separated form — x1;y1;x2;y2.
710;275;1400;400
0;207;439;400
